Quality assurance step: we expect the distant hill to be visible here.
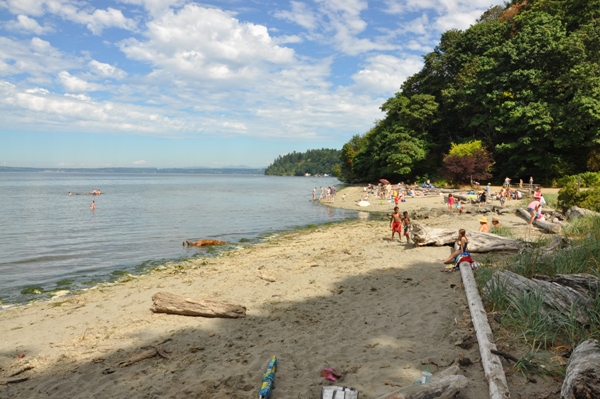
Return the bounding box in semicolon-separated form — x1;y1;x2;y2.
264;149;341;176
0;166;265;175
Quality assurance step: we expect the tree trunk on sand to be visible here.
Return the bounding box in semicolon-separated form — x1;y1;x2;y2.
566;206;600;221
378;365;468;399
561;339;600;399
485;271;589;324
533;274;600;298
515;208;562;233
460;263;511;399
411;224;523;252
151;292;246;318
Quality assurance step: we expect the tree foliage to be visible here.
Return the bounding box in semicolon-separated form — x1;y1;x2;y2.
339;1;600;184
442;141;493;183
264;149;341;176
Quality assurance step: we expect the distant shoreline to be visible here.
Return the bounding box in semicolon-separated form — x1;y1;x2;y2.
0;166;265;174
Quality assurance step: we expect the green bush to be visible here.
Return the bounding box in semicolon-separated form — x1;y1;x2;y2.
557;183;600;213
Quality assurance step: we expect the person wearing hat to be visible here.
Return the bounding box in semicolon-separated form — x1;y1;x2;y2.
491;217;501;228
479;217;490;233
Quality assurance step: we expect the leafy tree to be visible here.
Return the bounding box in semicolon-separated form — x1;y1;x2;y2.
264;149;341;176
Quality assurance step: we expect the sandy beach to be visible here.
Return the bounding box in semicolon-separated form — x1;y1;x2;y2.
0;186;561;398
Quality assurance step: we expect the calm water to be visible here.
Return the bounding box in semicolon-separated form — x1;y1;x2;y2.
0;173;355;304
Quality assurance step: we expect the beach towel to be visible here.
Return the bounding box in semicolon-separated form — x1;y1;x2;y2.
321;386;359;399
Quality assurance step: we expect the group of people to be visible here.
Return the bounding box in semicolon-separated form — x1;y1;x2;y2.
313;186;336;202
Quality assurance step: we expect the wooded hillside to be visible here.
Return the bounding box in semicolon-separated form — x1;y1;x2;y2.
264;149;341;176
339;0;600;184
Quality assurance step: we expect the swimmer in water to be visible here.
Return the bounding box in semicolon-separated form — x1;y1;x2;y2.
90;200;95;210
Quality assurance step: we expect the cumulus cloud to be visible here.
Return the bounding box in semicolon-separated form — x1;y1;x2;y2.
132;159;147;165
273;1;318;30
351;54;423;93
119;4;295;85
5;15;53;34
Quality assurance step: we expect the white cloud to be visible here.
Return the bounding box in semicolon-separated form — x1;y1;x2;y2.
132;159;147;165
5;15;53;34
64;93;91;101
0;37;78;80
273;1;318;30
1;0;137;34
119;4;295;85
89;60;127;79
272;35;303;45
351;54;423;93
58;71;101;92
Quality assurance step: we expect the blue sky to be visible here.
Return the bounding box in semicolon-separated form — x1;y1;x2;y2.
0;0;503;168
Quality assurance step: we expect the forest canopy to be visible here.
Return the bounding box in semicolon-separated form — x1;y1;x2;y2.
339;0;600;185
264;149;341;176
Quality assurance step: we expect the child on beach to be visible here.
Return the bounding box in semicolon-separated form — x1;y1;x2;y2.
456;200;463;214
390;207;402;242
447;194;454;211
402;211;411;243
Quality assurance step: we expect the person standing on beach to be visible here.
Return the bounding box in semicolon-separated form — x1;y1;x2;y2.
447;194;454;211
331;185;336;202
402;211;411;243
90;200;95;210
312;187;317;200
319;186;324;200
527;199;541;225
390;207;402;242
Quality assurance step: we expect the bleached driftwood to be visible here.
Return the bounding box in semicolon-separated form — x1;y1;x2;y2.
561;339;600;399
117;346;171;368
566;206;600;221
151;292;246;318
515;208;561;233
486;271;589;324
378;365;468;399
460;263;511;399
411;224;522;252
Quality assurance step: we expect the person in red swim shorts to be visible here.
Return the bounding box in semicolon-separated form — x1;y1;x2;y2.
390;206;402;242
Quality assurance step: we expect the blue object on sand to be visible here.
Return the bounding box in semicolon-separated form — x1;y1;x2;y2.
259;356;277;399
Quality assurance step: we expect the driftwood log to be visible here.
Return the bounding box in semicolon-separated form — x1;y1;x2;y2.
561;339;600;399
515;208;562;233
411;224;523;252
460;263;511;399
379;365;468;399
566;206;600;221
183;239;229;247
485;271;590;324
151;292;246;318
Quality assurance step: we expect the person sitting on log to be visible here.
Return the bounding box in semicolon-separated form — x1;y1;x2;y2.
442;229;468;264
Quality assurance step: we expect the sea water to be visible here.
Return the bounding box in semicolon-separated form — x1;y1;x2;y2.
0;173;354;304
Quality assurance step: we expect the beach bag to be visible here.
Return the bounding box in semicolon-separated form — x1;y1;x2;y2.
321;386;359;399
540;196;546;206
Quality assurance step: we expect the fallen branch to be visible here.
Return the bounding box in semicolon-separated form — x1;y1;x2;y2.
379;365;468;399
460;262;511;399
116;346;171;368
515;208;561;233
561;339;600;399
151;292;246;318
0;377;29;385
490;350;519;363
411;224;522;252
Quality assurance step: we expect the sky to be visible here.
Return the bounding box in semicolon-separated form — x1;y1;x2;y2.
0;0;504;168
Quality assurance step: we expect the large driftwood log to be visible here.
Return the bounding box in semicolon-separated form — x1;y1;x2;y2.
561;339;600;399
460;263;511;399
486;271;589;324
534;274;600;298
151;292;246;318
566;206;600;221
379;365;468;399
411;224;523;252
515;208;562;233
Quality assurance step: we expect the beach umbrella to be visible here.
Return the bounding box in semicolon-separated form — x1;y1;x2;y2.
379;178;390;184
259;356;277;399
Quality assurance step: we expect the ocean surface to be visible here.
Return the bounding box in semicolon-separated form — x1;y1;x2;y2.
0;173;356;305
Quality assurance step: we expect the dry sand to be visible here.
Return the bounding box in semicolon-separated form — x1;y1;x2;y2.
0;187;561;398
